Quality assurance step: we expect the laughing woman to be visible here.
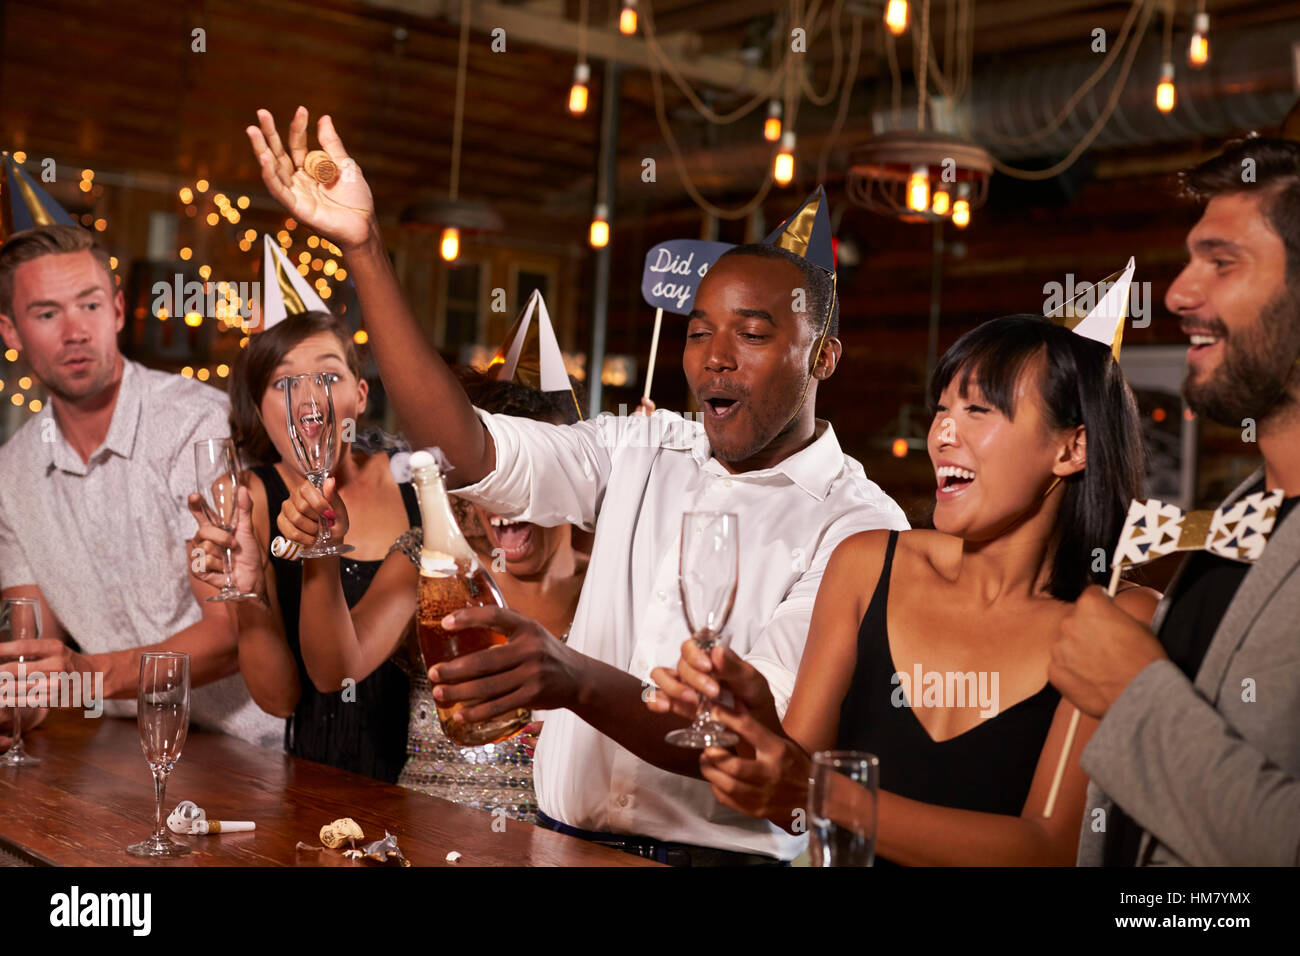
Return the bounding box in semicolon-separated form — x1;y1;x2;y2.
187;310;416;782
649;315;1158;865
273;370;587;821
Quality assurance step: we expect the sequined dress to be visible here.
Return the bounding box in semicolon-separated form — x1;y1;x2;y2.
389;528;540;822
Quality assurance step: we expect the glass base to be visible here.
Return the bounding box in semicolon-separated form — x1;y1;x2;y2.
300;542;355;559
666;725;739;749
0;744;40;767
205;588;262;603
126;834;190;858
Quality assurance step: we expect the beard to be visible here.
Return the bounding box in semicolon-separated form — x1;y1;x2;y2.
41;354;117;404
1183;287;1300;427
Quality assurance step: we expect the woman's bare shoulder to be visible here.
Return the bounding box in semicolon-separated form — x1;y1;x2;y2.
833;527;954;572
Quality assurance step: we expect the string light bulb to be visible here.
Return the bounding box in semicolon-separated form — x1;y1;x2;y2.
569;62;591;115
931;187;951;217
1188;12;1209;68
764;101;783;142
619;0;637;35
884;0;909;36
1156;62;1176;113
440;226;460;262
774;131;796;186
906;165;930;213
589;203;610;248
952;183;971;229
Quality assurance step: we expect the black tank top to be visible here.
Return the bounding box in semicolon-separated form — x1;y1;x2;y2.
836;531;1061;862
252;462;418;783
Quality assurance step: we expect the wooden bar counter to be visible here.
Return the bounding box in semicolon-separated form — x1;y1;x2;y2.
0;710;659;867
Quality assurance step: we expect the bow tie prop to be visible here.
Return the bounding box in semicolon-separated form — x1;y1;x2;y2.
1043;488;1285;817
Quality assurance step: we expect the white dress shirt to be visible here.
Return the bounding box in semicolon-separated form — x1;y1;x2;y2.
0;359;283;748
455;408;908;858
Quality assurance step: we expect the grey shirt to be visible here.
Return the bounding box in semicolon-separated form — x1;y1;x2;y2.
0;358;282;748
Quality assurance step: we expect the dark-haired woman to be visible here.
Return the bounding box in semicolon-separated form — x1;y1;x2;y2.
649;315;1160;865
187;310;417;781
264;367;588;820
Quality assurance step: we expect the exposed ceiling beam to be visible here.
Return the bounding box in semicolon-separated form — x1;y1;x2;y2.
360;0;775;95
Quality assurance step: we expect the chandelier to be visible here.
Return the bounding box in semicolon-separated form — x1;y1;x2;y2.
845;129;992;226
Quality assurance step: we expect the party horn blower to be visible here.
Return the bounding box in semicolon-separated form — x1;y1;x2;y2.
1041;488;1285;817
167;800;256;835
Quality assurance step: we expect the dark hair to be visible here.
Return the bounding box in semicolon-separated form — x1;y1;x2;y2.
1180;137;1300;288
718;243;839;339
0;224;113;317
929;315;1144;601
454;365;584;425
228;311;362;465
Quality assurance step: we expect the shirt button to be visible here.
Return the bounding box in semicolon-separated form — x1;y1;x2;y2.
722;478;733;488
617;794;630;808
657;590;667;603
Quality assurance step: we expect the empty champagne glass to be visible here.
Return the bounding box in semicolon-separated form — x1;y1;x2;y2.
282;372;353;558
126;652;190;858
665;511;739;749
194;438;259;602
808;751;879;867
0;598;42;767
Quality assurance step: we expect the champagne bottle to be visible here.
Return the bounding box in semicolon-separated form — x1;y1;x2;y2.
409;450;530;746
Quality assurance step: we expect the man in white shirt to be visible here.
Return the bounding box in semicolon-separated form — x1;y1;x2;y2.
248;107;908;861
0;224;282;748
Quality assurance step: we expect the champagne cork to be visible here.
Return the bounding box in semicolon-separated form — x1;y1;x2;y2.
303;150;339;185
320;817;364;849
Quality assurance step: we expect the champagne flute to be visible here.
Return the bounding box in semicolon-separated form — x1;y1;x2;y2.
808;751;879;866
282;372;353;558
126;652;191;858
0;598;42;767
665;511;739;749
194;438;259;602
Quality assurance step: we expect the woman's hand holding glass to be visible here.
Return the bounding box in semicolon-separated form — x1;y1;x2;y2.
648;640;783;736
277;475;349;552
649;641;810;830
187;485;266;603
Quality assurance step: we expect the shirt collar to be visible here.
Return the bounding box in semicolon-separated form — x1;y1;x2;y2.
45;359;141;475
691;418;844;501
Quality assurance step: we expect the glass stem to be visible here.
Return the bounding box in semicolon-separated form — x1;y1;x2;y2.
223;546;236;592
10;703;21;750
691;694;714;731
152;769;169;842
309;474;330;548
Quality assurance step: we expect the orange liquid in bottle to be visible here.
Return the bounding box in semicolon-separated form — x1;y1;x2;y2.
416;567;530;745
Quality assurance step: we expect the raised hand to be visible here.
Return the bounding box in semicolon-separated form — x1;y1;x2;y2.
246;107;376;250
278;475;349;550
188;485;265;598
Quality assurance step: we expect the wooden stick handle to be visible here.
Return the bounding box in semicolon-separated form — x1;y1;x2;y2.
1042;562;1124;818
643;308;664;402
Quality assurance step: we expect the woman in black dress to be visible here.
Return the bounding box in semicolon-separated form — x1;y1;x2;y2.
188;310;414;781
649;316;1159;864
